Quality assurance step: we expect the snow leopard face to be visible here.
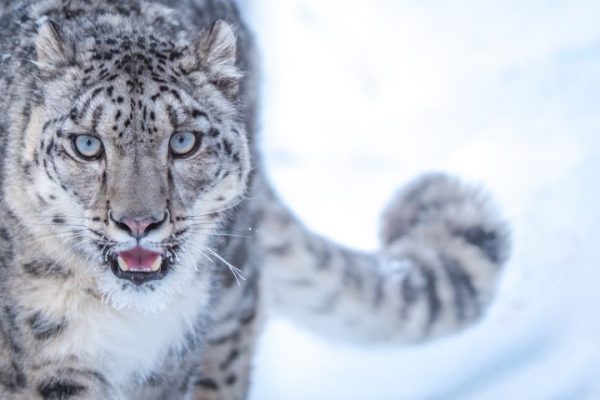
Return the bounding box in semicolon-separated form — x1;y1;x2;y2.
5;19;250;310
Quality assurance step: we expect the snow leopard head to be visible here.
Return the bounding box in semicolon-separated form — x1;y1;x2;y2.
6;17;250;311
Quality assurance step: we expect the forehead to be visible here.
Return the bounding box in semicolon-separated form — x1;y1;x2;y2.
67;34;209;149
86;32;180;76
79;32;194;102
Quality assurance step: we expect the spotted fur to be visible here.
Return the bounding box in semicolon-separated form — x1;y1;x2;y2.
0;1;510;399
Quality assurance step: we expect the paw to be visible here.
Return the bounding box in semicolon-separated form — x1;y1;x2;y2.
380;173;510;266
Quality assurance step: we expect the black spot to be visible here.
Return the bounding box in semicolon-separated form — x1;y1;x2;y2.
422;267;441;332
22;260;70;279
27;313;67;340
444;257;479;321
239;306;256;326
400;273;419;318
36;195;47;206
207;331;240;346
220;348;240;370
193;378;218;391
456;227;506;264
91;105;104;134
267;243;290;256
372;274;385;307
85;288;101;300
0;307;26;390
192;109;207;119
22;162;32;177
0;228;10;242
225;374;237;386
90;87;103;99
222;139;232;156
170;89;181;101
51;216;65;224
46;139;54;155
38;380;86;399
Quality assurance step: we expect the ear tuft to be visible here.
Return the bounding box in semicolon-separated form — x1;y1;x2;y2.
35;19;74;71
197;20;242;98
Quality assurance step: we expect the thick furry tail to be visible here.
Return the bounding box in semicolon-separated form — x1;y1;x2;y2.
255;173;510;343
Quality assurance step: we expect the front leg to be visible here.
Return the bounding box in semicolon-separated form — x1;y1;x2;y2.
25;362;120;399
0;353;120;399
0;305;121;399
191;272;262;400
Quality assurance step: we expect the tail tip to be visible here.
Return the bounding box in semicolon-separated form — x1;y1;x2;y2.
380;173;511;266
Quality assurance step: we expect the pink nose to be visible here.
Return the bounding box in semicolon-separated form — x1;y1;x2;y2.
121;218;156;237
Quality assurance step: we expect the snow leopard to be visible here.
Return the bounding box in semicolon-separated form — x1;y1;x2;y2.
0;0;510;399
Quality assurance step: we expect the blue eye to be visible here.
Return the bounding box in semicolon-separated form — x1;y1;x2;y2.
170;132;198;156
73;135;103;159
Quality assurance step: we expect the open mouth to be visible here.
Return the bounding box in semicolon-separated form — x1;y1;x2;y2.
110;246;170;285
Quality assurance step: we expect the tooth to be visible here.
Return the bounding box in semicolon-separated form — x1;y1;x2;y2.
150;256;162;272
117;256;129;272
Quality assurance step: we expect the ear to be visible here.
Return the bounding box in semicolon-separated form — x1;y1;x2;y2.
196;20;242;98
35;19;75;72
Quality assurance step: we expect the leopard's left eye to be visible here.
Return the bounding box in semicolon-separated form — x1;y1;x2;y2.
170;132;199;157
73;135;103;160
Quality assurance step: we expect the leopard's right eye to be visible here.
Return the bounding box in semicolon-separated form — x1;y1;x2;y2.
73;135;103;160
170;131;199;157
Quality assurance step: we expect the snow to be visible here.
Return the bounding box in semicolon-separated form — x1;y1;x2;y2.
240;0;600;398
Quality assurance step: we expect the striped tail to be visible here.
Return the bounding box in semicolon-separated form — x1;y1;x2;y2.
256;173;510;343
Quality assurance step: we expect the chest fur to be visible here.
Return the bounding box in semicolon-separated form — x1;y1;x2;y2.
10;265;211;387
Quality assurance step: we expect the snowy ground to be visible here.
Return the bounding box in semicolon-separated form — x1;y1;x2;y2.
240;1;600;399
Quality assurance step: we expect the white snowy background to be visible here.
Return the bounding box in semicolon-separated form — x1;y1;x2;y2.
239;1;600;399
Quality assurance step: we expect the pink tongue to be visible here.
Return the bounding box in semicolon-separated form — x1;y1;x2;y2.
119;247;161;271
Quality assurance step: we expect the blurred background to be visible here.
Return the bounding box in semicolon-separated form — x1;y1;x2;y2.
239;1;600;399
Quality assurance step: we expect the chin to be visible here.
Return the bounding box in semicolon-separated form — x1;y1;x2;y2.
95;263;208;315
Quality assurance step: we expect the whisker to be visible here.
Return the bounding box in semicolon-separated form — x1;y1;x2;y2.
178;243;199;272
188;230;252;239
186;197;246;219
202;247;245;285
47;240;89;273
30;223;90;229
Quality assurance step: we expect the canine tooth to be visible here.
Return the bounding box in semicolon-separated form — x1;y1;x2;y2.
117;256;129;272
150;256;162;272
